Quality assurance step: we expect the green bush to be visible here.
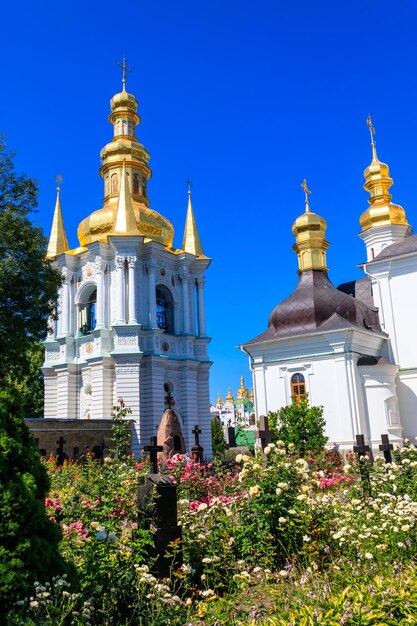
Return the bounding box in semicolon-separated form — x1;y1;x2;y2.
268;395;327;455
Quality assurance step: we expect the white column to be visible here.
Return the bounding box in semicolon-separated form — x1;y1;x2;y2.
127;256;138;324
114;256;126;325
95;257;105;329
60;268;70;336
46;312;56;340
181;270;191;334
196;277;207;337
146;262;157;327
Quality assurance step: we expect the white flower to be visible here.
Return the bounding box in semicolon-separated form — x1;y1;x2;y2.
401;525;410;532
197;503;208;512
278;516;286;523
277;482;289;490
201;589;215;597
264;446;271;455
275;488;282;496
249;485;260;496
279;570;288;577
296;494;307;501
235;454;243;463
303;535;310;542
364;552;373;560
343;464;351;473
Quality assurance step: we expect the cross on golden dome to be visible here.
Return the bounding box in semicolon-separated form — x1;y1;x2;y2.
366;115;378;161
117;56;131;91
301;178;311;212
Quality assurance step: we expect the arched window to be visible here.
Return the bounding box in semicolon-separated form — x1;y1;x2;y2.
142;177;147;197
79;288;97;335
133;174;140;194
291;373;306;400
111;173;118;194
156;285;174;334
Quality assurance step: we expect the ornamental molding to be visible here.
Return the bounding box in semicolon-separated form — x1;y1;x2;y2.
114;256;126;269
45;350;60;361
117;333;137;346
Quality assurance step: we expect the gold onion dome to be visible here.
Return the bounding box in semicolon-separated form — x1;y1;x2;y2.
360;116;408;232
77;77;174;248
237;376;249;399
225;388;234;403
292;180;329;272
216;392;223;404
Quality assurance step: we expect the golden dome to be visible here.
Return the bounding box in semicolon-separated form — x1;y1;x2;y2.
292;180;329;272
216;392;223;405
76;83;175;248
359;117;408;232
237;376;249;399
225;388;234;404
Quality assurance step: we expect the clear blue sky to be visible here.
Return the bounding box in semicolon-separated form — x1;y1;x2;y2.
2;0;417;402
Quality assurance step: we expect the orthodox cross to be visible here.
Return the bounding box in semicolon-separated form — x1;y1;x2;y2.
301;178;311;212
366;115;378;160
145;436;163;474
117;56;131;91
55;174;63;192
164;389;176;409
255;415;275;456
379;433;393;464
192;424;202;446
353;434;370;459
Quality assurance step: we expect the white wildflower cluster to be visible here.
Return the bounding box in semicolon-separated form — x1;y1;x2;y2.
135;563;184;606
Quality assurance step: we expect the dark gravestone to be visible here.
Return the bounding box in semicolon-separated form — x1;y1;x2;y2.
255;415;275;460
138;436;182;577
228;426;237;448
191;424;204;463
56;436;67;466
353;434;371;497
379;433;393;464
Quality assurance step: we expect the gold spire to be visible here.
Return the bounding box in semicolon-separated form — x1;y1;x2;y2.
292;180;329;272
46;186;69;258
182;181;205;257
360;116;408;232
225;387;234;404
113;160;140;234
216;392;223;405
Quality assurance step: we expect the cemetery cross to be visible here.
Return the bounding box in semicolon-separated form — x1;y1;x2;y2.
145;436;163;474
379;433;394;464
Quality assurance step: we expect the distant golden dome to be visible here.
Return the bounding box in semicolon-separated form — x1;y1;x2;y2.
225;388;234;404
237;376;249;399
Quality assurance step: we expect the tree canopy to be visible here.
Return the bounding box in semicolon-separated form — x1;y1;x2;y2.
0;138;62;381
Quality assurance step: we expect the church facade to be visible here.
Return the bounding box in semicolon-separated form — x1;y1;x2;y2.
241;122;417;452
42;75;212;457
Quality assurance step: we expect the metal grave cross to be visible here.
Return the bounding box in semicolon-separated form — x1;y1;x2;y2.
353;434;370;459
255;415;275;456
192;424;202;446
379;433;394;464
145;436;163;474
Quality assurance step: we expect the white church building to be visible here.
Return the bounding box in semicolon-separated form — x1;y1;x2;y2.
42;73;212;456
241;124;417;452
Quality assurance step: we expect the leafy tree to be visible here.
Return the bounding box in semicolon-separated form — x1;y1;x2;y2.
211;416;227;458
0;139;64;612
110;399;133;459
268;394;327;456
0;137;62;380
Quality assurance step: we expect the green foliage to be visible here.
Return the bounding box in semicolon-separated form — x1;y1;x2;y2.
211;417;227;458
109;399;133;460
0;138;62;381
268;395;327;455
0;386;64;616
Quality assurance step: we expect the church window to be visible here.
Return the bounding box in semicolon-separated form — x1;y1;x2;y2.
122;119;127;135
79;288;97;335
142;177;147;197
133;174;140;194
111;173;118;194
291;373;305;400
105;175;110;195
156;285;174;334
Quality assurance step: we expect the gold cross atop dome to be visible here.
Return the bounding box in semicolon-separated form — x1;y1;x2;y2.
117;56;131;91
366;115;378;162
301;178;311;213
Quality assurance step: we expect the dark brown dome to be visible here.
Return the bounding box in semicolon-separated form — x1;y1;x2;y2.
268;270;381;337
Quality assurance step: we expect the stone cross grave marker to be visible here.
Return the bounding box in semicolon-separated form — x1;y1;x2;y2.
145;436;163;474
56;436;66;466
255;415;275;459
379;433;394;464
353;434;371;497
191;424;204;463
